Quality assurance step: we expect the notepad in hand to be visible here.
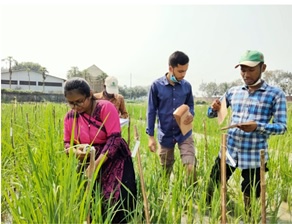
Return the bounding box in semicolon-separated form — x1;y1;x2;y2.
221;121;255;130
119;118;129;127
173;104;192;136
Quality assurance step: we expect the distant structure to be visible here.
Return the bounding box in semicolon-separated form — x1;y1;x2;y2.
85;64;105;93
1;69;66;94
1;64;106;94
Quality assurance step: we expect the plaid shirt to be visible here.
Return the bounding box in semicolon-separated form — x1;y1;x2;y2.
208;81;287;169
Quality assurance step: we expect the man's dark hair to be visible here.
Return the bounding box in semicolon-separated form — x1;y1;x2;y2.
169;51;189;67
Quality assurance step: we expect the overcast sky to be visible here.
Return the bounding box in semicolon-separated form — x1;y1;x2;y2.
1;2;292;96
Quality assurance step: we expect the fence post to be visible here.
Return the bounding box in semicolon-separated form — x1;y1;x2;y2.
221;133;227;224
260;150;266;224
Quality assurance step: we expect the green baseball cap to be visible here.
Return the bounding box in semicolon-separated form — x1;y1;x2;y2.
235;50;264;68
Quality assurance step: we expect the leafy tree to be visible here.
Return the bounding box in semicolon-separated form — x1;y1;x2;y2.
66;66;81;79
119;85;148;99
263;70;292;96
199;79;245;97
12;62;42;73
229;78;243;87
1;56;18;89
119;85;128;98
198;82;207;97
132;86;148;99
198;69;292;97
263;70;275;86
280;72;292;96
217;82;230;95
96;72;108;84
199;81;218;97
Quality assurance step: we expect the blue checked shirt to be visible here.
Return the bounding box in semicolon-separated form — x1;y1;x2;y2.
207;81;287;169
146;74;194;148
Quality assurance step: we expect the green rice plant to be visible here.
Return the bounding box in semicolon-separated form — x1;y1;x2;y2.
2;103;87;223
1;102;291;223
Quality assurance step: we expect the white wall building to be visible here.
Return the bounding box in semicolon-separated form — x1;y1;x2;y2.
1;69;66;94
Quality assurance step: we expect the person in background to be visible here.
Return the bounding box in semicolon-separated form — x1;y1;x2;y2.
206;50;287;216
63;77;136;223
146;50;197;184
94;76;129;119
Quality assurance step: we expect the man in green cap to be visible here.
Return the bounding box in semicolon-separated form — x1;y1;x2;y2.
206;50;287;216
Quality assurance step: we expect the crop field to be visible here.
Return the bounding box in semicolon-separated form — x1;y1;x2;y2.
1;102;292;223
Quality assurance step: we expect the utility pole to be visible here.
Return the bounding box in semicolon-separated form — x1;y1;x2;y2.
130;73;132;99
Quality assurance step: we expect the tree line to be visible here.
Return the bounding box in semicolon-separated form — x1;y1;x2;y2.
199;70;292;97
2;57;291;98
67;67;292;98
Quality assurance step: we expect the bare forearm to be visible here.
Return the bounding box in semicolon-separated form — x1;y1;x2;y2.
94;153;108;167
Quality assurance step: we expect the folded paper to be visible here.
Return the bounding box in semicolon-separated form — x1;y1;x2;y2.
173;104;192;135
218;95;228;125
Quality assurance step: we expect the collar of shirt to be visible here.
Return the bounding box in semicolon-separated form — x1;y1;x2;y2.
103;90;117;99
242;80;267;92
162;72;182;86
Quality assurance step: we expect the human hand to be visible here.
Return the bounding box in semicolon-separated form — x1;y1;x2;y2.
64;145;89;160
183;113;193;125
73;145;88;160
85;164;96;178
85;157;98;178
237;121;257;132
211;99;221;111
148;136;157;153
75;148;87;160
64;148;69;155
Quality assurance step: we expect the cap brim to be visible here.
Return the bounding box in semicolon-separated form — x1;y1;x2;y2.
235;61;261;68
106;86;119;94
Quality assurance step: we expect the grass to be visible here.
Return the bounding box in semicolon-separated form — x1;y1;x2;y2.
1;101;292;223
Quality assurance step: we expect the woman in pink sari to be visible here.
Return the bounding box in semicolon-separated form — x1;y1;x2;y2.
63;77;136;223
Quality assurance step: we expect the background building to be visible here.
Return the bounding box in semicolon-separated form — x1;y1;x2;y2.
85;64;105;93
1;69;66;94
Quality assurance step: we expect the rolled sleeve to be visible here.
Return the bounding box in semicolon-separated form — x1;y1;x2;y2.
207;107;218;118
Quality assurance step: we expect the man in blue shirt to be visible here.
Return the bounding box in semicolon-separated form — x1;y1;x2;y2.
206;50;287;215
146;51;197;184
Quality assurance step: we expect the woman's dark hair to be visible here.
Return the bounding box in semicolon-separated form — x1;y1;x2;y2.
64;77;91;97
169;51;189;67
